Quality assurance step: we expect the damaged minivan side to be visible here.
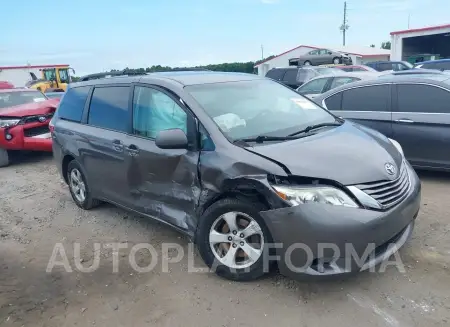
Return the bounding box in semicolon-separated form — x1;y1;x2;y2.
51;72;421;281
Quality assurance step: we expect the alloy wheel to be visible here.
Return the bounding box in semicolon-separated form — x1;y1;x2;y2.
209;211;264;269
69;168;86;203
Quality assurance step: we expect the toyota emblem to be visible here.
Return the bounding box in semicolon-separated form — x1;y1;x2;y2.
38;116;47;123
384;163;396;175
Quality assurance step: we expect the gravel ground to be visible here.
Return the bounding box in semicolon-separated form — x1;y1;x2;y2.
1;153;450;327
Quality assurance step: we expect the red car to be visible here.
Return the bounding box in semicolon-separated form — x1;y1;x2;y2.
0;81;14;89
0;88;59;167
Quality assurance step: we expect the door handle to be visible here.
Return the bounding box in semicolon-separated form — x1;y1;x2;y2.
126;144;140;156
394;119;414;124
112;139;124;152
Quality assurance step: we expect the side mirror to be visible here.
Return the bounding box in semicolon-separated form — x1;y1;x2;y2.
155;128;188;149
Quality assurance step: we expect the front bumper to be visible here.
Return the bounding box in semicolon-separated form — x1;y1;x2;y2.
0;123;52;152
260;163;421;279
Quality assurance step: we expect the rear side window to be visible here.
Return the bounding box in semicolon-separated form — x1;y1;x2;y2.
397;84;450;113
266;69;285;80
88;86;130;132
377;63;393;71
297;69;316;83
342;85;390;112
324;92;342;111
56;86;90;122
282;70;299;83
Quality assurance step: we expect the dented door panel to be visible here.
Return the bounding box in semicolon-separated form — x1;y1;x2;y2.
124;134;201;234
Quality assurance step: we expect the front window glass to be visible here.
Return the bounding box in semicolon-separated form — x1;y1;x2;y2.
43;69;56;81
186;80;335;140
132;86;187;139
298;78;328;94
0;91;47;109
59;69;69;83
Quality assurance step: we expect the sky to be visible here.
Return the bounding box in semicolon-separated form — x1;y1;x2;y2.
2;0;449;75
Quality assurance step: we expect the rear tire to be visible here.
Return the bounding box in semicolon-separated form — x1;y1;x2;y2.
67;160;100;210
0;149;9;167
333;57;341;64
303;60;312;66
197;198;274;281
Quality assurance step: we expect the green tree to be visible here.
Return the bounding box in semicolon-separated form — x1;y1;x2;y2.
381;41;391;50
370;44;375;48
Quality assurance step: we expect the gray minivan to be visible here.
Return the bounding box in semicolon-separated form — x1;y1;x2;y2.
50;72;420;281
314;73;450;171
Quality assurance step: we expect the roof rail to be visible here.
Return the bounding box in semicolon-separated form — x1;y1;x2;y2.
78;70;146;82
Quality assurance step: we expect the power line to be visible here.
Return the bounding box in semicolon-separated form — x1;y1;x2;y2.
340;1;349;46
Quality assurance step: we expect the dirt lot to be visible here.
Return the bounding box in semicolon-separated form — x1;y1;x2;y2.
1;153;450;327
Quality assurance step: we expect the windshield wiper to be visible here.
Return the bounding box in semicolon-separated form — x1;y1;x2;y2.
288;121;342;137
237;135;301;144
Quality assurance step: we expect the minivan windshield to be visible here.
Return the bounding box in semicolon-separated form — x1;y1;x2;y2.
186;79;337;140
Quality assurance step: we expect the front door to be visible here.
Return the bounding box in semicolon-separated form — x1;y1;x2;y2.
338;84;393;138
81;85;132;205
123;84;200;231
392;83;450;169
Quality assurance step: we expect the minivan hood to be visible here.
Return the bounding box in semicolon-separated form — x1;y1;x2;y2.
246;122;403;185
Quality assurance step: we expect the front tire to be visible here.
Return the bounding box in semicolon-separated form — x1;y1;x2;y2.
0;149;9;167
197;198;273;281
67;160;100;210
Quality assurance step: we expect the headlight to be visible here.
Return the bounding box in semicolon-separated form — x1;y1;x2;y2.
0;119;20;128
272;185;359;208
388;138;403;156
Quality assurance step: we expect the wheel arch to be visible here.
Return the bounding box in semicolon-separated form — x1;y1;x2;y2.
61;153;76;184
195;177;286;235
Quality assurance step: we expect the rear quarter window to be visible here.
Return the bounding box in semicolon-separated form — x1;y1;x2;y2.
56;86;90;122
266;69;285;80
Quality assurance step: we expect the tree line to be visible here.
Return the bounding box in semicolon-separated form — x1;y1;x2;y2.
72;55;277;81
73;40;391;80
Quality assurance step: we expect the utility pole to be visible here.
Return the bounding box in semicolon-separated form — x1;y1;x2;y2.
408;14;410;28
261;45;264;60
340;1;349;46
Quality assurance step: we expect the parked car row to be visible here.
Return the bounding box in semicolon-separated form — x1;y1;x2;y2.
49;71;420;281
313;72;450;171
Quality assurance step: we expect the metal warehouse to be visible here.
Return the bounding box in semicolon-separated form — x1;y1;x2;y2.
255;45;390;76
390;23;450;62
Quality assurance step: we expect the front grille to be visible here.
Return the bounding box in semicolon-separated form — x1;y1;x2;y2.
20;113;53;125
353;164;410;209
24;126;50;137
